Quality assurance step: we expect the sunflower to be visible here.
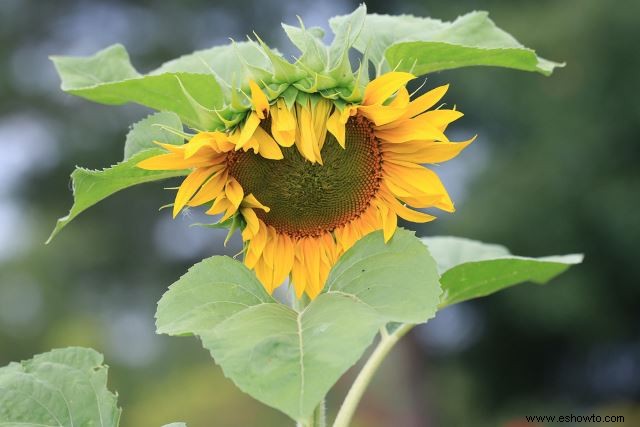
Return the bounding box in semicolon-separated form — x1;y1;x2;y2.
138;72;474;299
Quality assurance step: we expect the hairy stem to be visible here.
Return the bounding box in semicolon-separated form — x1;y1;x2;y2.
332;323;415;427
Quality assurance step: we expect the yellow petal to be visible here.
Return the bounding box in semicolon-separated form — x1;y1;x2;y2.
417;109;464;130
312;99;331;152
389;86;410;108
273;233;294;287
236;112;261;150
384;161;454;212
154;142;184;154
188;169;228;207
254;258;275;293
363;72;415;105
380;188;437;223
184;132;228;158
137;153;188;170
400;84;450;120
244;246;260;269
206;195;230;215
262;227;276;268
224;178;244;209
246;220;268;261
357;104;407;126
249;80;269;119
375;117;448;143
241;207;260;239
241;193;270;212
173;166;216;217
291;255;307;298
270;99;296;147
326;108;346;148
295;104;319;163
254;126;284;160
383;136;475;164
376;201;397;242
303;238;322;298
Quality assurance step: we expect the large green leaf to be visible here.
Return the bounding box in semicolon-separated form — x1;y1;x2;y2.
330;11;562;76
47;149;187;243
0;347;121;427
156;230;439;421
422;236;583;307
325;228;442;324
156;256;383;421
51;44;224;129
124;111;184;159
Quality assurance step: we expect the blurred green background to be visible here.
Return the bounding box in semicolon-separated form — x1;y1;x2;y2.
1;0;638;425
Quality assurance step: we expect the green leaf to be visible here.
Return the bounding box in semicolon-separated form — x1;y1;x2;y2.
124;111;184;159
156;256;383;421
330;10;562;76
422;236;583;307
205;293;381;422
47;149;187;243
51;44;224;129
0;347;121;427
156;229;440;421
156;256;273;336
152;41;276;92
326;228;442;324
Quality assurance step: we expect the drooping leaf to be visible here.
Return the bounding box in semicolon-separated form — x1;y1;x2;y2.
0;347;121;427
124;111;184;159
47;149;187;243
325;228;442;324
422;236;583;307
330;10;563;76
204;293;381;422
156;256;383;421
51;44;224;129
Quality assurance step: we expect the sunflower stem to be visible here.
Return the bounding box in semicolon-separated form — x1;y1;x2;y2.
332;323;414;427
313;399;327;427
296;400;326;427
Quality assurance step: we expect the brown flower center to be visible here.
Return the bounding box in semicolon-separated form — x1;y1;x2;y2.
227;114;383;238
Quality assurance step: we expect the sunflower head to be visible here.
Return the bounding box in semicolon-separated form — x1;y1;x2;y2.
139;70;474;299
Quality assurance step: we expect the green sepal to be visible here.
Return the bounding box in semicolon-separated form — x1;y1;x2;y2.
280;85;299;110
190;214;245;246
